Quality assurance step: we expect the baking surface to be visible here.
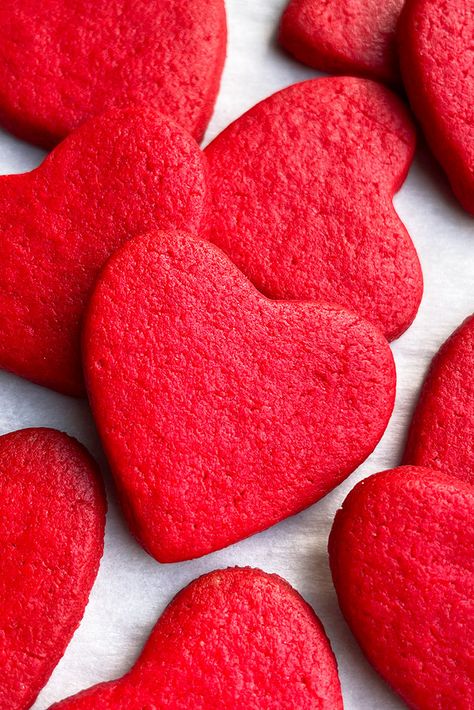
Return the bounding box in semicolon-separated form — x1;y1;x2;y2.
0;1;471;707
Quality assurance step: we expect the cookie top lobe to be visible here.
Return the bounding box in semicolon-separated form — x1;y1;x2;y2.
329;466;474;709
0;0;226;147
51;568;343;710
279;0;404;84
399;0;474;213
0;428;106;710
404;314;474;485
0;106;208;395
205;77;422;341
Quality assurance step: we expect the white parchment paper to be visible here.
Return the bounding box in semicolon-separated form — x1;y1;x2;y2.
0;1;471;708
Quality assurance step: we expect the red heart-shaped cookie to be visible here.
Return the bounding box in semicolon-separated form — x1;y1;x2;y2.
51;568;343;709
0;0;226;147
84;230;395;562
404;314;474;485
0;428;106;710
329;466;474;709
398;0;474;213
279;0;405;85
205;77;422;341
0;106;208;396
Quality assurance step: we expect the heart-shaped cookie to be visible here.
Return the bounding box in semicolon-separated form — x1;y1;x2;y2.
51;568;343;709
398;0;474;213
404;314;474;485
205;77;422;341
0;428;106;710
329;466;474;709
84;230;395;562
279;0;405;85
0;106;208;396
0;0;226;147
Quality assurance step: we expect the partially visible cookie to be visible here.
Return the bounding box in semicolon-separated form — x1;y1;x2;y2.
329;466;474;709
0;106;208;395
398;0;474;213
279;0;405;85
51;568;343;709
84;230;395;562
404;314;474;485
0;428;106;710
0;0;226;146
205;77;422;341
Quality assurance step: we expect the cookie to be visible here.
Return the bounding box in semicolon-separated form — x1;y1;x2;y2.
398;0;474;213
204;77;422;341
0;0;226;147
279;0;404;84
51;567;342;709
0;106;208;396
329;466;474;709
0;428;106;710
84;230;395;562
404;315;474;485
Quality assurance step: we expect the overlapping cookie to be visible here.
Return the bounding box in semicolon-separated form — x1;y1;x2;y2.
51;568;343;709
404;314;474;485
0;106;208;395
330;466;474;709
0;0;226;146
205;77;422;341
84;230;395;562
279;0;404;84
0;428;105;710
